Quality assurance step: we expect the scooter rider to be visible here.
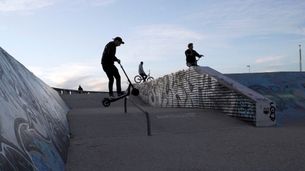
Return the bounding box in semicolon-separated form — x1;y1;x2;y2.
101;36;125;97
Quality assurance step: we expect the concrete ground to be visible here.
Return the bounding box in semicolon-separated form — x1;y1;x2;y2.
63;93;305;171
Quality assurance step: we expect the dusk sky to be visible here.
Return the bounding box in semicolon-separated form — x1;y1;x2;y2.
1;0;304;91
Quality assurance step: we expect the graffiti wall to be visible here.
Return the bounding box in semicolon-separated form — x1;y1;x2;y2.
136;67;276;126
227;72;305;125
0;47;69;170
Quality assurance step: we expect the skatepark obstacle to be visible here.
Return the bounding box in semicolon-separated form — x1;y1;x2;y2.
135;66;276;127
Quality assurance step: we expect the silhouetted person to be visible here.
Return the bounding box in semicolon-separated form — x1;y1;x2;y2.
138;61;147;81
185;43;203;67
78;85;83;94
101;37;124;97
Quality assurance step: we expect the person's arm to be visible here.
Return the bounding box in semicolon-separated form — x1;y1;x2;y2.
193;50;201;58
107;43;120;63
193;50;203;57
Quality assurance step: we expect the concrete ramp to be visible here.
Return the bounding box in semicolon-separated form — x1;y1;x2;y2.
136;66;276;126
227;72;305;125
0;47;69;170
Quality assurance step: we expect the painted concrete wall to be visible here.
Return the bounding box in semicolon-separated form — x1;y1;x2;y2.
0;47;69;171
227;72;305;125
136;66;276;126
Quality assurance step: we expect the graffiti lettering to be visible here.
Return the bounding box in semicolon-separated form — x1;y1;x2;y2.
270;102;276;121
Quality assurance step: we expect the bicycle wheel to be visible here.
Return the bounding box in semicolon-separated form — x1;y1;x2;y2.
146;76;154;82
134;75;142;83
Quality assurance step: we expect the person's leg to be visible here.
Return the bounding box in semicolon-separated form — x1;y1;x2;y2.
102;65;114;96
112;66;122;95
140;73;147;81
143;73;147;81
190;62;197;67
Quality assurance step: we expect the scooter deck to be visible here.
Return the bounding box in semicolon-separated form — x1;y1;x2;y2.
102;92;128;107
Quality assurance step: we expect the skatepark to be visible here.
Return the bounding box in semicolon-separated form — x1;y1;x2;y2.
63;93;305;171
1;47;305;170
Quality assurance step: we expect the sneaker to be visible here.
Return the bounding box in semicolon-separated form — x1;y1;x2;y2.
117;91;126;97
109;93;114;98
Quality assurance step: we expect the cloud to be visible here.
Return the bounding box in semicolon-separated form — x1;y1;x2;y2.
113;24;206;78
137;25;203;40
66;0;116;8
0;0;116;12
121;24;204;62
88;0;116;6
255;55;284;64
0;0;55;12
188;0;305;37
29;63;109;91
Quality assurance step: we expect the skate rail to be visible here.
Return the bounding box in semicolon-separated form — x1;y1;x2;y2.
135;66;276;126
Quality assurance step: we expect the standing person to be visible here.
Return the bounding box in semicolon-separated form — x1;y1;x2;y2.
185;43;204;67
78;85;83;94
138;61;147;82
101;36;125;97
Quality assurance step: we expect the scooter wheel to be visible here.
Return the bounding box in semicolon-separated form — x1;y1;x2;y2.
131;88;139;96
102;98;111;107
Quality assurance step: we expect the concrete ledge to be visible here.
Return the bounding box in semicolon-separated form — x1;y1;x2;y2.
135;66;276;126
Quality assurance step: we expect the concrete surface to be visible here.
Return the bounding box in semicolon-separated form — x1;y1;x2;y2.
64;93;305;171
0;47;69;171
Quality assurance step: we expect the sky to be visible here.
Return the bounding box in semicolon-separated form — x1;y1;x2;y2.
0;0;305;91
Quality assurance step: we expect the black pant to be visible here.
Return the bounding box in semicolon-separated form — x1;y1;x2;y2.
102;64;121;95
186;61;198;67
140;73;147;81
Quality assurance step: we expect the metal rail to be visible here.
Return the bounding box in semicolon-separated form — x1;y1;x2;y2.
126;98;152;136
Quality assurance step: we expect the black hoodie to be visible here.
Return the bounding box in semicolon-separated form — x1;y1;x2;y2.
101;41;119;65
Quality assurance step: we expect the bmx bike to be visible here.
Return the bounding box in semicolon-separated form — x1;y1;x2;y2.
134;72;154;83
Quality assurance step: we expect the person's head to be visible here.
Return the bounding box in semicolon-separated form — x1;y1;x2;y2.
113;36;124;46
188;43;193;49
140;61;143;64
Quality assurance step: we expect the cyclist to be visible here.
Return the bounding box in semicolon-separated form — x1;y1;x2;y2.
138;61;147;82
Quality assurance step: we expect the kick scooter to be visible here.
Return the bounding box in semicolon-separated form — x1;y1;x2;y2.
102;63;139;107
